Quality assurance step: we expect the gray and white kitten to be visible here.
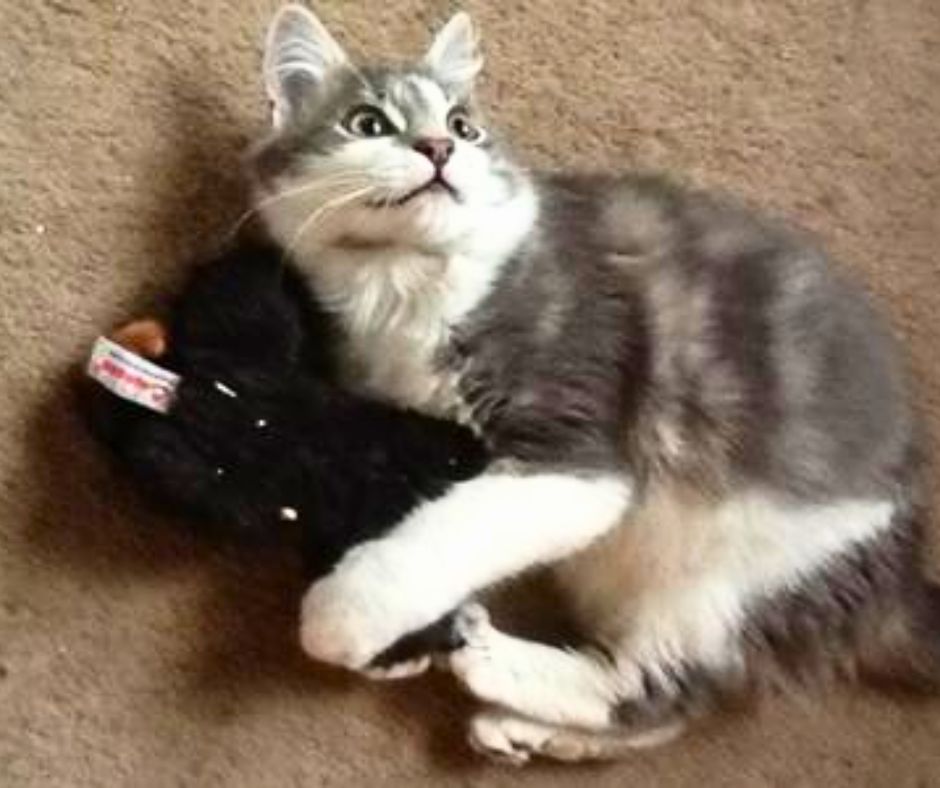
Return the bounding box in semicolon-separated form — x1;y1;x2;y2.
251;5;938;764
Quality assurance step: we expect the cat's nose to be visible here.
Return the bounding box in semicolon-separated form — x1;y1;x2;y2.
412;137;455;168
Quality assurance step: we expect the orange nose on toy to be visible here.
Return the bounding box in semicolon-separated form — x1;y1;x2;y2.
108;319;169;359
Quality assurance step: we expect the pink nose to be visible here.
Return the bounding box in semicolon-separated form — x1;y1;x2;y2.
412;137;455;168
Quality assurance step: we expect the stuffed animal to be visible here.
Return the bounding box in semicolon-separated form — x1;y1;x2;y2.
82;236;487;668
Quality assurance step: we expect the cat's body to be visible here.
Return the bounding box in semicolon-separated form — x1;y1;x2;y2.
252;5;938;763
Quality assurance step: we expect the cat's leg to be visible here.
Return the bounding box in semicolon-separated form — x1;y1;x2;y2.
451;488;903;740
468;707;685;766
299;471;632;669
448;604;732;734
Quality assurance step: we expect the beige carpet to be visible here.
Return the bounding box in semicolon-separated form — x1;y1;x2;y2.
2;1;940;785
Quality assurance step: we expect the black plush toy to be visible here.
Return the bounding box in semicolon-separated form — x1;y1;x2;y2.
83;235;487;667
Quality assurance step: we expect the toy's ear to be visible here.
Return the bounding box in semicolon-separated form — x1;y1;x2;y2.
109;319;168;359
422;12;482;97
264;4;350;129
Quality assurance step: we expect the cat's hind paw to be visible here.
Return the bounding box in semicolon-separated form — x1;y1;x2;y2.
449;603;521;708
467;709;566;767
453;601;492;647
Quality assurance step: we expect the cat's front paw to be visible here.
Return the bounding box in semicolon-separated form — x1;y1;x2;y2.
299;568;388;669
299;546;426;670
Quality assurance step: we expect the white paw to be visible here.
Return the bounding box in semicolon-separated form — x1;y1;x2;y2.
299;580;378;669
448;605;518;706
453;602;492;646
299;546;424;669
468;710;553;767
363;655;432;681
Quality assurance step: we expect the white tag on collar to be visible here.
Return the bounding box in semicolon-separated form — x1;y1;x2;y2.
87;336;180;414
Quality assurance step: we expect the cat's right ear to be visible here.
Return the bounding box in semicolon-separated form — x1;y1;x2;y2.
263;4;349;129
423;12;482;97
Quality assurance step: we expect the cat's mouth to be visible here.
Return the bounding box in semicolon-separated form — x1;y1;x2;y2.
380;174;461;208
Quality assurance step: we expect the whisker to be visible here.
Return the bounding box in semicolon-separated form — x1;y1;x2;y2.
281;184;375;264
224;171;386;240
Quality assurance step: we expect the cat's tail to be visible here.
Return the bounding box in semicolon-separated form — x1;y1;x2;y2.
857;578;940;693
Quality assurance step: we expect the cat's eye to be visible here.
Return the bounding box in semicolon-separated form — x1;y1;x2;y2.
343;105;396;138
448;109;485;144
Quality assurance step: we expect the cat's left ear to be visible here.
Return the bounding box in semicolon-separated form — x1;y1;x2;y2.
264;4;349;129
423;12;483;97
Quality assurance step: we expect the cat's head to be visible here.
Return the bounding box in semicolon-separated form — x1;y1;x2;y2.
250;4;535;259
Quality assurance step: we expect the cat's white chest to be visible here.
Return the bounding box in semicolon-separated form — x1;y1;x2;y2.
306;248;488;416
340;316;458;415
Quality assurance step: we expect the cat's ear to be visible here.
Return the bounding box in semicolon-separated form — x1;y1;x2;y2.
423;12;483;97
263;4;349;128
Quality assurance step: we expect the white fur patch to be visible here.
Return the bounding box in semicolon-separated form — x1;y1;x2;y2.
450;604;620;729
392;76;451;137
556;486;897;673
302;242;513;415
299;472;632;669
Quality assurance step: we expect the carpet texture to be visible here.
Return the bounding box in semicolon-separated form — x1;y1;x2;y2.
2;1;939;785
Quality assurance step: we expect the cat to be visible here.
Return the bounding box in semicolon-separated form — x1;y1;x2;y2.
83;236;486;672
250;4;939;763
